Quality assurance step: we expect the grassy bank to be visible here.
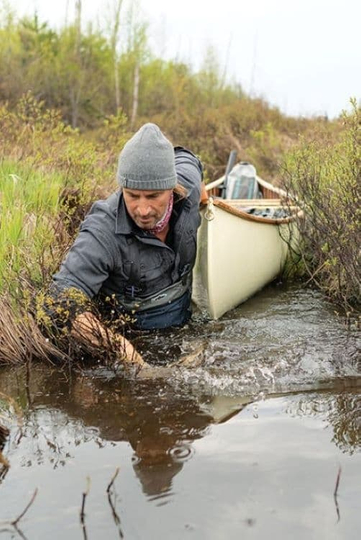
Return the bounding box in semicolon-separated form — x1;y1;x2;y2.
0;98;117;365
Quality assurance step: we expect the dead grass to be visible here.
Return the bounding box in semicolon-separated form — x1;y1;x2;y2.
0;295;70;366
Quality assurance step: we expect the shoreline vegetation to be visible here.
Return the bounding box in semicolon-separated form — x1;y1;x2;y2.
0;7;359;366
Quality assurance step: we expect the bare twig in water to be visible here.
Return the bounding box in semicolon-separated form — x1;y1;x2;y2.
334;465;342;497
106;468;123;539
0;525;28;540
80;476;91;540
11;488;38;527
106;467;120;493
333;465;342;522
80;476;91;522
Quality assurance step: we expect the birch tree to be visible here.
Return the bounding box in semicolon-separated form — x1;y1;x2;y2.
108;0;124;113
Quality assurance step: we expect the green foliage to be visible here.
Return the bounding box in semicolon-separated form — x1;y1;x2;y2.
0;160;62;293
282;100;360;309
0;96;123;298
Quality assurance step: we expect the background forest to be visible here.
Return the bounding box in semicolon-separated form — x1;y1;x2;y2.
0;1;337;180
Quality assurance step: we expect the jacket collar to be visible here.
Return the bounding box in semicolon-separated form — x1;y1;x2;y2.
115;193;136;235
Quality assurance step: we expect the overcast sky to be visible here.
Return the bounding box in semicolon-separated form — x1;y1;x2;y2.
9;0;361;118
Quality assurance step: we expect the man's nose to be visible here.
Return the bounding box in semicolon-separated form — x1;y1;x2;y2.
138;200;150;216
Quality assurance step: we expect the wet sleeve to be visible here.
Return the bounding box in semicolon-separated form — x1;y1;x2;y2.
53;226;116;299
42;223;117;328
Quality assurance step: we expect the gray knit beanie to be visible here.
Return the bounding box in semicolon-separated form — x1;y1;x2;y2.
117;123;177;190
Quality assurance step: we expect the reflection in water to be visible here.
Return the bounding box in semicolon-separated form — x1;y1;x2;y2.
285;388;361;454
69;375;217;499
1;366;361;502
0;365;241;499
329;393;361;453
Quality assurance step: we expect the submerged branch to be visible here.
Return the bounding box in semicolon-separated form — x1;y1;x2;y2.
80;476;91;525
333;465;342;522
12;489;38;527
106;468;124;539
106;467;120;494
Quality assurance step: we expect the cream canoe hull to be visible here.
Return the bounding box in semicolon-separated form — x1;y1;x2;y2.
192;197;297;319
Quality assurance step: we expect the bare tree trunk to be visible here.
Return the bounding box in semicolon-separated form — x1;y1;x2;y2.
130;62;139;128
110;0;124;112
65;0;70;26
70;0;82;128
75;0;82;54
70;87;80;129
114;63;120;112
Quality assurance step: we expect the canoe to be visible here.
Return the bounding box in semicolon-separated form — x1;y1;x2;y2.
192;167;301;319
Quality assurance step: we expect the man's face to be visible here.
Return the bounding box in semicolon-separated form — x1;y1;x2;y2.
123;188;173;229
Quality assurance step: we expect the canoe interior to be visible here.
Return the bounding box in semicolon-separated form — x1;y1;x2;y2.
206;173;286;201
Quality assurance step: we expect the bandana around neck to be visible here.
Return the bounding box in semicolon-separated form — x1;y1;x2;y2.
148;192;174;235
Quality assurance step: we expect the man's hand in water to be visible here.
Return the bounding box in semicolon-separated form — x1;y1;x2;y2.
72;311;145;368
114;334;146;368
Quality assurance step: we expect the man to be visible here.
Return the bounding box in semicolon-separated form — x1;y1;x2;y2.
50;123;204;366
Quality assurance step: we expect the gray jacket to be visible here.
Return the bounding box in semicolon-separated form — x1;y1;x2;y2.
52;147;203;328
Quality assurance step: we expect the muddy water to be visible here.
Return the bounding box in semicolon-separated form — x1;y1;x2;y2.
0;284;360;539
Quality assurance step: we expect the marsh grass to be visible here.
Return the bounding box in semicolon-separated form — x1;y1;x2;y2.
0;160;65;292
0;95;117;294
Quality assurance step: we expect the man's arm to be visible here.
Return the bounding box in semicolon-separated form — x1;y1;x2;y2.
47;205;144;366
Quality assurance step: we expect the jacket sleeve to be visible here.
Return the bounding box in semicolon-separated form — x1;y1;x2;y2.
45;203;118;325
174;146;203;199
52;225;115;299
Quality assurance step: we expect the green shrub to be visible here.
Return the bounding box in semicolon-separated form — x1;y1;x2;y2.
282;100;360;310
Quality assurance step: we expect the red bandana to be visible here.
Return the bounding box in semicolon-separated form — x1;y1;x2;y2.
148;192;174;235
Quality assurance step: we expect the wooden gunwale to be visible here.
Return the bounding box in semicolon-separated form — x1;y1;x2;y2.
204;198;302;225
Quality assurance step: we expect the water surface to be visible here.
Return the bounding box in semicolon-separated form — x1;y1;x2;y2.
0;283;360;539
